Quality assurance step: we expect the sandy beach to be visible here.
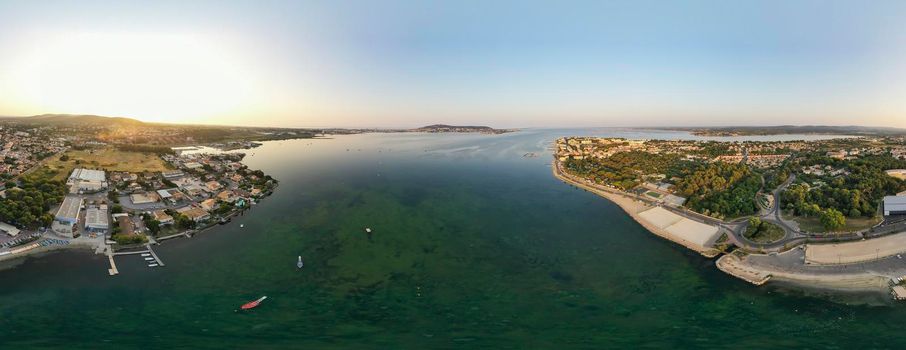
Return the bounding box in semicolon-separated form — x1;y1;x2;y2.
552;161;720;257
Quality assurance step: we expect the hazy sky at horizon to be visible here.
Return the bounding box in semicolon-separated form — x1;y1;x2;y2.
1;0;905;128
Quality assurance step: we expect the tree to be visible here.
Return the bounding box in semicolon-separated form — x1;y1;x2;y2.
146;219;161;235
59;154;69;161
175;213;195;229
0;176;65;228
111;204;123;214
749;217;762;229
820;208;846;232
112;234;148;245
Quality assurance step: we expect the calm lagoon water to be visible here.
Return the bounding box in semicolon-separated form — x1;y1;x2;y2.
0;129;903;349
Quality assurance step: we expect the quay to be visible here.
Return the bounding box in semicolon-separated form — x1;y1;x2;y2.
108;244;165;275
113;249;150;256
146;244;165;267
156;231;190;243
715;254;771;286
106;246;118;276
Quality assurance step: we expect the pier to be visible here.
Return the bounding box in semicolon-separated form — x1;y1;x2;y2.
156;231;191;242
108;244;165;275
106;246;119;276
146;244;165;267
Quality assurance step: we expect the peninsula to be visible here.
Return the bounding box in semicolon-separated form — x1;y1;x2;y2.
665;125;906;137
411;124;513;134
553;135;906;299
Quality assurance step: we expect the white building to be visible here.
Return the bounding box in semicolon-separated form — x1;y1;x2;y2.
68;168;106;183
0;222;20;237
52;196;83;237
67;168;108;193
84;206;109;233
883;196;906;216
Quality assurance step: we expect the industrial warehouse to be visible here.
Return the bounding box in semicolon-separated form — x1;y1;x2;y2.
52;196;83;237
67;168;108;194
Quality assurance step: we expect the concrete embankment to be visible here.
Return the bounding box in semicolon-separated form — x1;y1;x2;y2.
552;161;720;258
769;271;890;292
719;251;891;293
716;255;771;285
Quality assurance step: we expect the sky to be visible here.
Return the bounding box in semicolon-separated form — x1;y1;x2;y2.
0;0;905;129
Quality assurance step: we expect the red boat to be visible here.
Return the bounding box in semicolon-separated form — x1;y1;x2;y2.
240;296;267;310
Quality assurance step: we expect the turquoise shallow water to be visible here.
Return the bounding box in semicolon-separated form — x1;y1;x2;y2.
0;130;904;349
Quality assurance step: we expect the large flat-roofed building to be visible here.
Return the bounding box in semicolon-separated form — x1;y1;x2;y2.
884;196;906;216
52;196;83;236
162;170;185;180
84;206;109;232
68;168;106;183
67;168;108;194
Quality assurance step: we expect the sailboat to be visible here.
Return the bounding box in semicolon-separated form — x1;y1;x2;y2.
297;256;304;269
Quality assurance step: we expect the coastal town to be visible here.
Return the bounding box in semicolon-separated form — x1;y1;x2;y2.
0;119;279;275
554;135;906;300
0;115;516;274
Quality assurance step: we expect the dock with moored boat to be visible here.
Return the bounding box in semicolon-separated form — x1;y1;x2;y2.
109;244;165;273
146;245;165;267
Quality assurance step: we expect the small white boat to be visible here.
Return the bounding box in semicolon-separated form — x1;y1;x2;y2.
365;227;372;233
240;224;245;228
148;263;159;267
144;257;154;261
141;253;150;257
297;256;304;269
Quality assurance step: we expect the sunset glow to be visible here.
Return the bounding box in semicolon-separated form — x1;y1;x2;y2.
2;32;258;124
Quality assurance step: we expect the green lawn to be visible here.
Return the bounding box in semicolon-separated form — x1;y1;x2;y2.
744;220;785;243
41;147;173;181
782;210;882;233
